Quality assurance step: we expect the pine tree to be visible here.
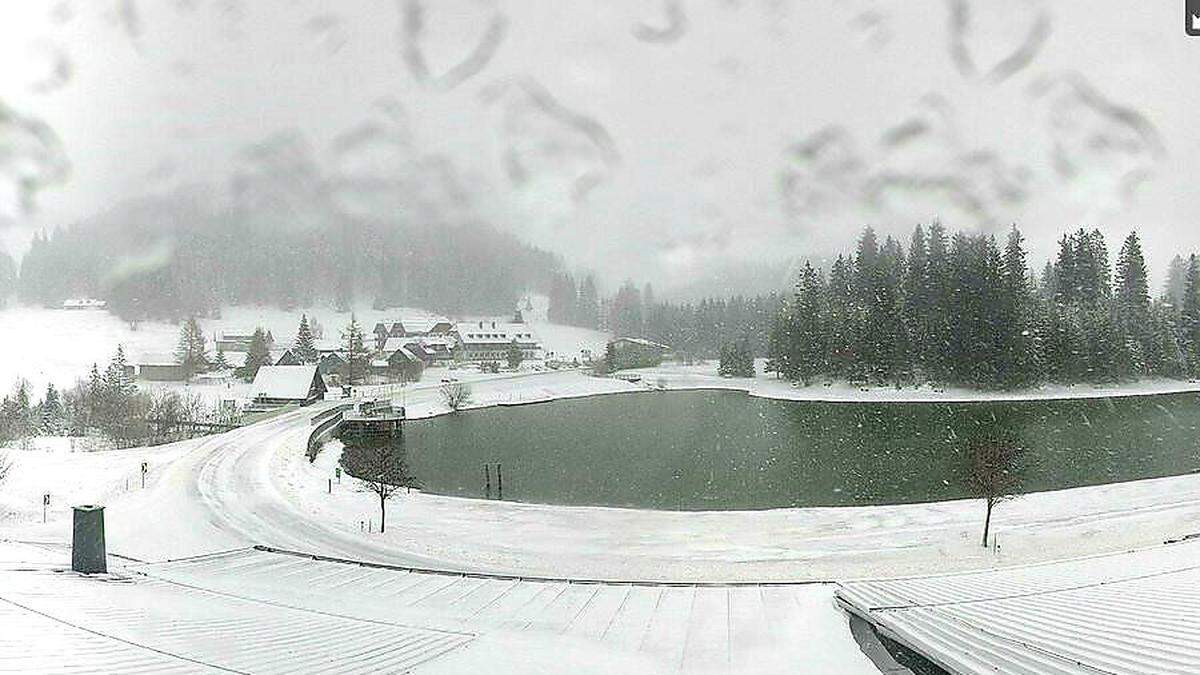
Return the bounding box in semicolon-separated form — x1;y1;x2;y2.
238;328;272;381
294;314;318;363
40;383;64;435
718;337;755;377
1182;255;1200;377
998;226;1035;387
506;339;524;370
577;276;600;329
1165;255;1188;307
826;255;857;380
214;347;231;371
341;315;367;385
765;303;793;377
790;263;829;385
174;317;209;378
923;222;952;383
1114;232;1151;377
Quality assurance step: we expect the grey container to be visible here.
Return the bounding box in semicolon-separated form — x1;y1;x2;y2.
71;505;107;574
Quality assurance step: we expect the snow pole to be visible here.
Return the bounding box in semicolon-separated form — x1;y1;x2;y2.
485;464;492;499
497;463;503;500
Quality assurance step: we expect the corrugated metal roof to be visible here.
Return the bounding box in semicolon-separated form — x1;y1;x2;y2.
837;539;1200;674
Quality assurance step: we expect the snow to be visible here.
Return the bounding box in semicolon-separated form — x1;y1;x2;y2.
249;364;319;400
630;359;1200;403
4;364;1200;669
837;538;1200;673
0;435;195;526
0;303;611;400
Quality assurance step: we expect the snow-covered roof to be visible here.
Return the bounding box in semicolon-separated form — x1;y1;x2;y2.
135;352;178;367
313;339;342;353
613;337;670;350
251;365;319;400
455;321;539;346
376;317;452;335
380;337;409;352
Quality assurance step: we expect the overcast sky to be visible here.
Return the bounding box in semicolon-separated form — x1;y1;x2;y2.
1;0;1198;296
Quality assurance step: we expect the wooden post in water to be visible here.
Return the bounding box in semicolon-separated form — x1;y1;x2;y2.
497;463;503;500
485;464;492;499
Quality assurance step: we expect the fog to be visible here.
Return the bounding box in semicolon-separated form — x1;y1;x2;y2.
1;0;1197;296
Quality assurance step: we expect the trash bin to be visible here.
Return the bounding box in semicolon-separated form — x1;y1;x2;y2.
71;505;106;574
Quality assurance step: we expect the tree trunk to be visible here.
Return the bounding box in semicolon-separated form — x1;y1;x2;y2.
981;499;993;548
379;493;387;533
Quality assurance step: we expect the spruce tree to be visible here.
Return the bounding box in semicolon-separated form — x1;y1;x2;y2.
239;328;272;381
998;226;1035;387
40;383;64;435
341;315;367;385
790;263;829;385
1114;232;1151;376
1165;255;1188;307
1182;255;1200;377
174;317;209;378
294;314;318;363
923;222;952;383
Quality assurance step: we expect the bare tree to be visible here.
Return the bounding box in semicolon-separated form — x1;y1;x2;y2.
439;382;473;412
0;451;11;486
965;434;1026;547
343;437;419;534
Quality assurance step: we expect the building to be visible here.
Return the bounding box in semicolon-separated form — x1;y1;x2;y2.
136;354;184;382
369;343;424;382
372;318;453;350
250;365;327;406
273;349;303;366
453;321;541;362
607;337;670;370
215;330;275;354
316;351;347;378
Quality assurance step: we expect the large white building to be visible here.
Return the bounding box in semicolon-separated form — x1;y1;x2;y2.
453;320;541;362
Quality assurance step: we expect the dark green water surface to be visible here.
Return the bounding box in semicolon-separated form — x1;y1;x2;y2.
395;390;1200;510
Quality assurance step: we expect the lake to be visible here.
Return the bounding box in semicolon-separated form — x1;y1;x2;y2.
384;390;1200;510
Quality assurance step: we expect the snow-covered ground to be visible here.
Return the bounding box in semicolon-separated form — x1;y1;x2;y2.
0;303;610;401
631;359;1200;403
0;435;196;525
5;367;1200;669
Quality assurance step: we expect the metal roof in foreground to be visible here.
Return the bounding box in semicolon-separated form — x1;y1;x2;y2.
836;537;1200;675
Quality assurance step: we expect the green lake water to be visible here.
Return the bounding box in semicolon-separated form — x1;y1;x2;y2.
383;390;1200;510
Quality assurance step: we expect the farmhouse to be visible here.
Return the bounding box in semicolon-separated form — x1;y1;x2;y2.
250;365;326;406
608;337;670;370
453;321;541;362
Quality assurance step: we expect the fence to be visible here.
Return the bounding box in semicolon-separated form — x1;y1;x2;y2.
307;404;353;461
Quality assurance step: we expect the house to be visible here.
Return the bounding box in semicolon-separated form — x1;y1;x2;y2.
372;318;453;350
215;330;274;354
250;365;326;406
136;354;184;382
317;351;347;377
273;348;303;366
607;337;670;370
453;321;541;362
370;344;424;382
